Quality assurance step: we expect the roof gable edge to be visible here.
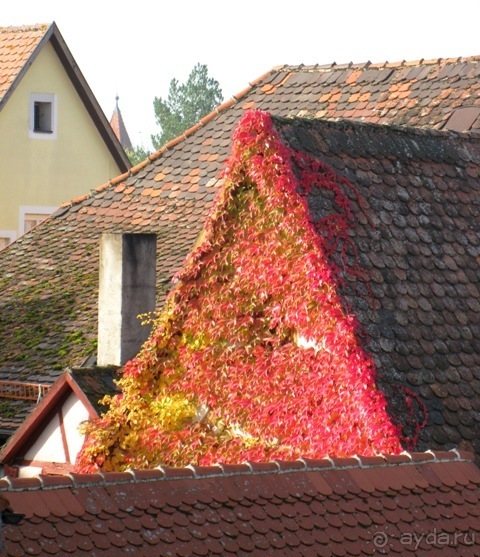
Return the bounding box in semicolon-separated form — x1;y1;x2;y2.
0;22;53;113
47;23;130;172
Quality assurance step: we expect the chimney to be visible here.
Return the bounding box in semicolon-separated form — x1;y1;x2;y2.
97;233;156;366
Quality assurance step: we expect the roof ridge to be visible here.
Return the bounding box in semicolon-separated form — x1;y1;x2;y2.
0;450;472;492
276;55;480;73
0;23;50;33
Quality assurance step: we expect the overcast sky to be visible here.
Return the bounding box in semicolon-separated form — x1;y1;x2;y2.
4;1;480;150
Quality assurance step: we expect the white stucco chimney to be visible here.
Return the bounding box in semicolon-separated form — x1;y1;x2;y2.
97;233;156;366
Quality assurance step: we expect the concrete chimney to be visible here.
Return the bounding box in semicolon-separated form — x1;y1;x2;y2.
97;233;156;366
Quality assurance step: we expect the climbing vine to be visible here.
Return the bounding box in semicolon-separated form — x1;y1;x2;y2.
76;110;408;472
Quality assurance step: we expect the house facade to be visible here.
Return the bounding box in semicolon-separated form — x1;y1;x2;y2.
0;23;130;248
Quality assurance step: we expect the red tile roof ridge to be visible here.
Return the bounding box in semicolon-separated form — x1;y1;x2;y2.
0;476;42;491
0;450;473;492
0;23;50;33
273;55;480;74
93;171;131;192
248;69;276;87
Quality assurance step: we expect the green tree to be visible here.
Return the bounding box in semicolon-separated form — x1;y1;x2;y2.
126;145;151;167
151;63;223;150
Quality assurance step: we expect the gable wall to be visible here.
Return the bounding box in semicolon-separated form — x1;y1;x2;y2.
0;42;123;239
23;392;89;465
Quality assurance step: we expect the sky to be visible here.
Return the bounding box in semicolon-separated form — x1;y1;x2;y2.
4;1;480;151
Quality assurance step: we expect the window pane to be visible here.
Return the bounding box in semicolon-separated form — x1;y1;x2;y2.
33;102;52;133
24;213;49;232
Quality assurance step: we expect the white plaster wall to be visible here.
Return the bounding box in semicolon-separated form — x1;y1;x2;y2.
24;412;64;462
24;393;89;463
62;393;90;461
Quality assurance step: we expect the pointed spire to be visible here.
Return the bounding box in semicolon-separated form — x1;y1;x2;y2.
110;95;133;151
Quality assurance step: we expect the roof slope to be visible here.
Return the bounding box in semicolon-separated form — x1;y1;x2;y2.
0;22;130;171
270;58;480;132
0;24;47;101
273;116;480;457
1;451;480;556
0;58;479;452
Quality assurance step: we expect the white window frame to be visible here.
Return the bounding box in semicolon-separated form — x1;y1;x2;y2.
0;230;16;250
29;93;57;140
19;206;58;235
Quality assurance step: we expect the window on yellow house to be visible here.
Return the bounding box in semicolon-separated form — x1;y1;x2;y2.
34;101;52;133
29;93;57;139
0;232;15;250
19;207;57;236
24;214;48;232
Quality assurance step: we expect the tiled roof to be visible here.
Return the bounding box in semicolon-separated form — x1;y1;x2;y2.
0;24;48;102
269;59;480;132
1;450;479;556
0;399;35;440
271;116;480;455
0;57;479;453
69;367;119;415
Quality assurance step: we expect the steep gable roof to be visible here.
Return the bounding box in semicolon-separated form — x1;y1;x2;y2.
0;58;479;456
1;451;480;556
0;22;130;171
109;95;133;150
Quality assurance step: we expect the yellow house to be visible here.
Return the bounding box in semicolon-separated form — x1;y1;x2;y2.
0;22;130;248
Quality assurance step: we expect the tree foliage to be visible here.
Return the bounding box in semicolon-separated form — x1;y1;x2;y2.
76;110;415;473
126;145;151;166
151;63;223;150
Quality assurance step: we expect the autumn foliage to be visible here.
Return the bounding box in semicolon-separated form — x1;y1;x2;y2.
76;110;404;472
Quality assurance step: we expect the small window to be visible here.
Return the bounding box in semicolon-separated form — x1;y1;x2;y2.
19;206;57;236
33;101;52;133
0;231;16;250
24;213;48;232
29;93;57;139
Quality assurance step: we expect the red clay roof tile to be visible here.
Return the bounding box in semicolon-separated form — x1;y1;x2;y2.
0;24;48;100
